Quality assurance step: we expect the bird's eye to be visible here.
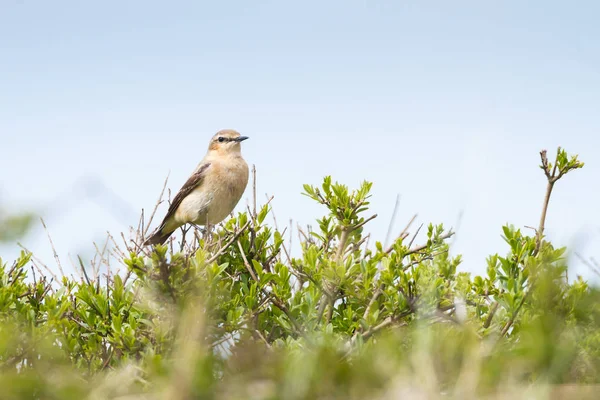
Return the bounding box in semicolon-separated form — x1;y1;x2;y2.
217;137;225;143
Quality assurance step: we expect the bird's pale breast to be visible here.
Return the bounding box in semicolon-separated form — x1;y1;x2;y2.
176;157;249;226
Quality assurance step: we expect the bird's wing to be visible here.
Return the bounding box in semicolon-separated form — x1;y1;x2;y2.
157;162;212;229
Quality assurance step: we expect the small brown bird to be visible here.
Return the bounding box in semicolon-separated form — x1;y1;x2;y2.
144;129;250;246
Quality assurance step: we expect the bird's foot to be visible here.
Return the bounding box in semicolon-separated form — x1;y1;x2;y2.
190;224;214;244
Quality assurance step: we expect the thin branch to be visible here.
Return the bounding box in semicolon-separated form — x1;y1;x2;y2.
361;315;409;341
385;214;417;254
363;286;383;322
383;194;401;250
237;240;301;333
335;228;351;264
144;172;170;237
78;255;92;286
252;164;257;220
534;174;555;255
267;194;279;231
40;218;65;278
354;214;378;231
351;285;384;340
574;252;600;278
534;147;583;254
136;209;145;246
18;243;59;283
500;284;534;338
407;223;423;250
404;231;455;257
237;240;258;282
205;221;251;265
254;329;271;347
483;302;499;329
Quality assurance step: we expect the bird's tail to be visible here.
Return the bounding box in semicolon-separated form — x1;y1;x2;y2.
143;228;174;246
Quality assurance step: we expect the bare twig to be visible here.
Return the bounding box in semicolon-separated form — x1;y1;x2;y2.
204;221;251;265
252;165;257;220
267;194;279;231
407;223;423;250
136;209;145;246
144;172;170;237
500;284;534;338
325;296;335;324
535;148;583;254
354;214;378;231
383;194;401;250
335;228;351;263
361;315;409;341
316;297;328;326
404;231;455;257
237;240;258;282
574;252;600;278
297;224;310;244
535;150;556;255
363;286;383;322
254;329;271;347
385;214;417;254
483;302;499;329
237;240;301;333
78;255;92;286
351;285;385;340
40;218;65;278
18;243;59;283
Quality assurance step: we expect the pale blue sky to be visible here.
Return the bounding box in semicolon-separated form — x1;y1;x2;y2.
1;0;599;281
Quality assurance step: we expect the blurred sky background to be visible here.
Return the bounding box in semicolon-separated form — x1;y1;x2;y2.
1;0;599;281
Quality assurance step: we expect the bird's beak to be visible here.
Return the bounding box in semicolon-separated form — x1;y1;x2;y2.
235;136;249;142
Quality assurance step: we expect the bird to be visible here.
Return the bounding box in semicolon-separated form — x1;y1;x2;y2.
143;129;250;246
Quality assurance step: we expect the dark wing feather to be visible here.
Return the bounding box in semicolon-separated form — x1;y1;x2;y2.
157;162;212;230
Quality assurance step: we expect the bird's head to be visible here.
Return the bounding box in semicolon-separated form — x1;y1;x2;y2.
207;129;249;156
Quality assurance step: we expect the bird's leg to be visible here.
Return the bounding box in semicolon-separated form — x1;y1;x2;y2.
188;223;204;245
180;225;191;252
203;223;214;244
190;223;203;233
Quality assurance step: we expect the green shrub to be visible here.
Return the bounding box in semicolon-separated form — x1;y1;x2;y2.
0;147;598;399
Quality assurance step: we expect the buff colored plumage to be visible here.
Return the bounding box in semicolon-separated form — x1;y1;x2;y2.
144;129;249;246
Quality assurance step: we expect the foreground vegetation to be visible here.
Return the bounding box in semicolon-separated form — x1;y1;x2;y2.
0;148;598;399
